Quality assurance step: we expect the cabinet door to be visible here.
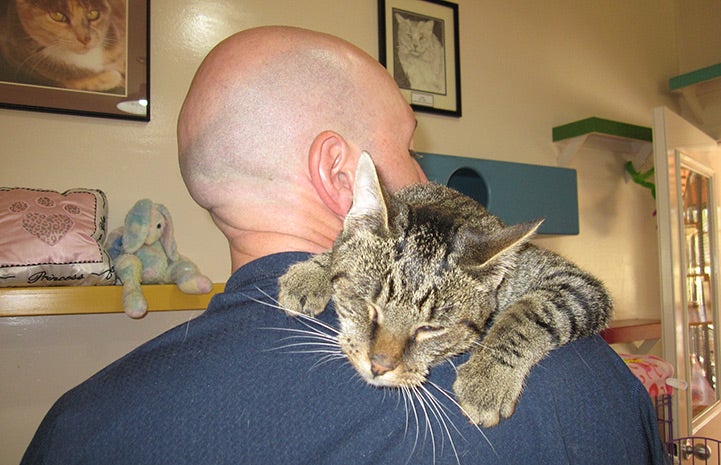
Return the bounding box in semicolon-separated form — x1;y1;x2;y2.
654;106;721;436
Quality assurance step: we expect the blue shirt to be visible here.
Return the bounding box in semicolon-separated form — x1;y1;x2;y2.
22;252;668;464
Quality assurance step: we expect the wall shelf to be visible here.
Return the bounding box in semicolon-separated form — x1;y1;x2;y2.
0;283;224;317
601;318;662;354
669;62;721;126
552;117;653;167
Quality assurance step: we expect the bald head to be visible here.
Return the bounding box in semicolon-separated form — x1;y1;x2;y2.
178;26;407;209
177;26;424;269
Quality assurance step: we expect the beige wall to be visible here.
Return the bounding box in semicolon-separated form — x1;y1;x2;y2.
1;0;718;462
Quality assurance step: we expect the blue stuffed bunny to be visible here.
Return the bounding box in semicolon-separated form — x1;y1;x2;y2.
107;199;212;318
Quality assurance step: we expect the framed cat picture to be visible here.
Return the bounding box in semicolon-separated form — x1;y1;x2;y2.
0;0;150;121
379;0;461;117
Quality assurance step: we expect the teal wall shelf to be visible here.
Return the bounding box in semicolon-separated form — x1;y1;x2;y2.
670;62;721;91
552;117;653;167
417;153;579;235
669;62;721;126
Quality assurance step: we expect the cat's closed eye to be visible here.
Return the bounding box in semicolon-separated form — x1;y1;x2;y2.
413;325;446;342
368;306;380;328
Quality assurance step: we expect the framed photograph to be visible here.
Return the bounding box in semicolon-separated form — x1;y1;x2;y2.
0;0;150;121
379;0;461;117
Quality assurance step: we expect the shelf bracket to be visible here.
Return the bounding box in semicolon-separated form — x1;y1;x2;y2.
555;134;590;165
677;87;706;125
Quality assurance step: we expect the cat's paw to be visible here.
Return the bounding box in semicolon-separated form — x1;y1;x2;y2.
453;355;527;427
67;70;124;92
277;256;332;317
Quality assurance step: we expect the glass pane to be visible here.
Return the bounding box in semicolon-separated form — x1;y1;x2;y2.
682;168;718;417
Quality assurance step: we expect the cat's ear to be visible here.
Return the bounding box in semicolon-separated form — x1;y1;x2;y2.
454;219;543;269
343;151;390;235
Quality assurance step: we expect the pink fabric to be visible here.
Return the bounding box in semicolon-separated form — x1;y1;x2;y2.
620;354;674;397
0;188;114;286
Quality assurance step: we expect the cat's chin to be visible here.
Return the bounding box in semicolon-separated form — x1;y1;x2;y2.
365;374;426;389
364;373;401;388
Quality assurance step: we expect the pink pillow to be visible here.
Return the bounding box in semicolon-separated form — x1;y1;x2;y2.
0;188;114;287
620;354;674;397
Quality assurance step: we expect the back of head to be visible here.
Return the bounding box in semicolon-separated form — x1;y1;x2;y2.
177;26;391;211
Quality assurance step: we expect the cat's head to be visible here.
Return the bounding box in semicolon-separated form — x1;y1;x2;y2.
330;152;541;388
16;0;114;54
394;13;435;54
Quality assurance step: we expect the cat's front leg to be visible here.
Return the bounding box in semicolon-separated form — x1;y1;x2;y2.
277;252;333;317
453;347;532;427
453;300;559;427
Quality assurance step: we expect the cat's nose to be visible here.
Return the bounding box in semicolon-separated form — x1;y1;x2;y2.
370;353;398;376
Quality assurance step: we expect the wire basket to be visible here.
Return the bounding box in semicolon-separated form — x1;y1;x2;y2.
657;394;721;464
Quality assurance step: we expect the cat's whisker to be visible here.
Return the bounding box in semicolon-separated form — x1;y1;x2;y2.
250;286;349;374
399;387;411;438
270;327;339;345
261;330;347;375
408;385;438;465
416;384;461;465
293;314;341;337
262;325;338;342
307;353;348;371
251;287;340;336
267;342;340;353
401;388;419;433
444;357;459;374
260;326;342;355
399;386;422;465
425;380;499;458
471;339;506;358
244;289;290;312
287;335;338;347
19;50;51;75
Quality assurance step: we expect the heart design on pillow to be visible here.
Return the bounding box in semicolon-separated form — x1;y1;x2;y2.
22;212;74;246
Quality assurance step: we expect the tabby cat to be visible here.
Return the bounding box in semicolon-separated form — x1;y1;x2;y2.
278;152;612;427
0;0;126;92
394;13;445;94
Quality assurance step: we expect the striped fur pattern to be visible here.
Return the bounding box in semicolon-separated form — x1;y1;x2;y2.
278;152;612;427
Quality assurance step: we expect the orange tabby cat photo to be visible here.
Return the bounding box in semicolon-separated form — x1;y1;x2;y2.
0;0;127;94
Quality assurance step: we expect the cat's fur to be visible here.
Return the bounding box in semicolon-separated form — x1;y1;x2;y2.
0;0;126;92
394;13;445;94
278;152;612;427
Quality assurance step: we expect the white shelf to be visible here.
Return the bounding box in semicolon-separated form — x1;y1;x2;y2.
670;63;721;127
552;117;653;167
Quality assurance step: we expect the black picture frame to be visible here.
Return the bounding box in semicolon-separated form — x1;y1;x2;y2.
379;0;461;117
0;0;150;121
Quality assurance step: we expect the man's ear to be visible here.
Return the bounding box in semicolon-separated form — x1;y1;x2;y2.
308;131;356;216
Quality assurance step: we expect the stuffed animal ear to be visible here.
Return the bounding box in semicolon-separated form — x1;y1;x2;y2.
122;199;153;254
156;204;179;261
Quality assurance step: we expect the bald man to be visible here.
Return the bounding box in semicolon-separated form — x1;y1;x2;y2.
22;27;667;465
